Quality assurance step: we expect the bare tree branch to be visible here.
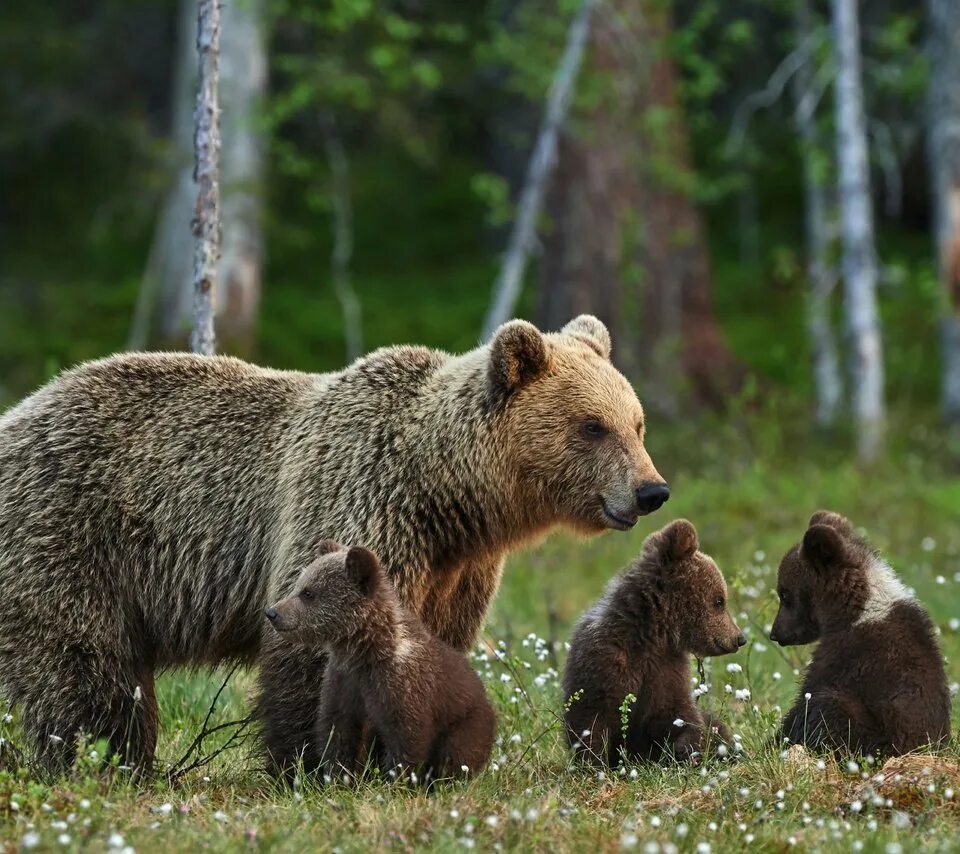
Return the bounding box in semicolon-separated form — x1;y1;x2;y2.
481;0;597;340
724;33;817;158
321;115;363;363
191;0;221;356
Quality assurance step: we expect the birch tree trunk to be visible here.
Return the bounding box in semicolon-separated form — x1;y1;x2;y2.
927;0;960;422
191;0;221;356
795;0;842;427
132;0;265;353
832;0;884;460
481;0;596;340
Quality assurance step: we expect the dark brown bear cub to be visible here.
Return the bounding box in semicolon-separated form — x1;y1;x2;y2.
264;542;496;782
772;511;951;757
563;519;745;766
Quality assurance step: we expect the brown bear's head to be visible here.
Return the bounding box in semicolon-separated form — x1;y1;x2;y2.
489;315;668;534
642;519;745;657
770;511;899;646
264;541;388;646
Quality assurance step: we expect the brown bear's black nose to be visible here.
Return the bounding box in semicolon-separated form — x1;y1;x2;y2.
736;633;747;648
264;607;278;622
635;482;670;514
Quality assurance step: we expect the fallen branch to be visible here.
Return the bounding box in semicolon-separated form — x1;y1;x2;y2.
166;663;248;781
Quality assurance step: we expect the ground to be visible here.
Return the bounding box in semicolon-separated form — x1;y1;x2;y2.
1;410;960;853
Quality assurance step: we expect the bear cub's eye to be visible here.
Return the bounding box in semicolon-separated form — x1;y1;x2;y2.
778;590;791;606
581;420;608;439
714;596;725;610
300;589;315;601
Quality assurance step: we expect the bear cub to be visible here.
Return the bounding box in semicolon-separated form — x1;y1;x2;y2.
563;519;745;765
264;542;496;782
771;511;951;757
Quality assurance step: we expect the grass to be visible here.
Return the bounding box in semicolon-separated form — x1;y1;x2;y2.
2;410;960;852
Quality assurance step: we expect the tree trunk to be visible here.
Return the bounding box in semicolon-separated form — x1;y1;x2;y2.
795;0;842;427
191;0;221;356
133;0;265;354
832;0;884;460
927;0;960;422
536;1;741;412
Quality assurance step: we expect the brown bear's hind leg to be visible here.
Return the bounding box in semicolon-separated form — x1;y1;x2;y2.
18;653;157;777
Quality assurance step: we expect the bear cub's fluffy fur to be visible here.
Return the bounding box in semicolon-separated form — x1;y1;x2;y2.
771;511;951;757
265;542;496;781
563;519;745;765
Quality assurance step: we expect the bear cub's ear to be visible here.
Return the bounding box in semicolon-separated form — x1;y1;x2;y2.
802;524;848;572
808;510;853;535
648;519;699;563
489;320;549;399
345;546;383;595
561;315;612;360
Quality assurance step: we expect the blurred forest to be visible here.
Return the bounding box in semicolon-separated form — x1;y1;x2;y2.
0;0;955;460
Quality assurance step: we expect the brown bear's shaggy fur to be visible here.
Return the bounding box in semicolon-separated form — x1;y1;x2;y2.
0;315;668;773
772;511;951;757
264;542;495;782
563;520;745;766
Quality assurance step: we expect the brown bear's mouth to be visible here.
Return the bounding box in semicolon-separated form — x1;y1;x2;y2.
600;499;638;530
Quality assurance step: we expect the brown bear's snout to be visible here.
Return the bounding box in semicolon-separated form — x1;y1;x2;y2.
635;482;670;515
736;632;747;648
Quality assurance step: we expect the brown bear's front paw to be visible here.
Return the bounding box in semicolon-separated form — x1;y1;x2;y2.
671;727;704;765
700;714;733;753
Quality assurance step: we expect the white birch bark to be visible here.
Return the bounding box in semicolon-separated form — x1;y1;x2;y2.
927;0;960;421
481;0;596;340
191;0;221;356
832;0;884;460
794;0;842;426
132;0;265;350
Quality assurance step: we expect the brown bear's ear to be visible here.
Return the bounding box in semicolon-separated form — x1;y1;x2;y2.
647;519;699;562
808;510;853;535
315;540;343;556
802;524;848;572
345;546;382;595
561;315;611;360
488;320;549;400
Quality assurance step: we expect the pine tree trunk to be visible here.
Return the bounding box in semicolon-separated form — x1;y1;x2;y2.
927;0;960;422
795;0;842;426
191;0;221;356
832;0;884;460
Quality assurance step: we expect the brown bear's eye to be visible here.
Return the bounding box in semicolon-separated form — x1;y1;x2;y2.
581;420;608;439
714;596;725;610
778;590;791;606
300;589;314;601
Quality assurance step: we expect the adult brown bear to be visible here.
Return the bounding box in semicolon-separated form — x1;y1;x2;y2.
0;315;668;773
